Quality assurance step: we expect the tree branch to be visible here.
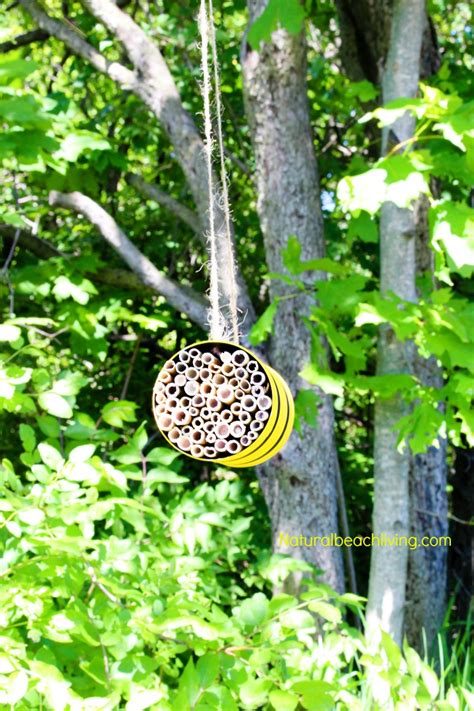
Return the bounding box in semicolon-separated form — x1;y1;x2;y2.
0;28;48;53
18;0;138;90
48;191;208;327
126;173;201;235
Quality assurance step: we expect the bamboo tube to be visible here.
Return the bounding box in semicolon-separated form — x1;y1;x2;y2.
215;422;230;439
211;413;221;423
177;435;192;451
230;402;242;415
204;422;214;433
248;431;258;441
230;421;245;438
166;398;179;411
175;374;187;387
182;425;192;434
208;397;222;412
240;379;251;392
165;383;180;398
169;428;181;443
158;413;173;431
217;384;235;404
209;362;219;373
206;433;216;444
184;380;199;396
191;444;204;458
156;404;167;415
155;381;166;393
250;420;264;432
199;368;212;381
200;382;215;397
235;367;247;380
241;435;251;447
222;363;235;377
173;409;192;426
193;417;204;429
204;446;216;458
163;359;176;373
201;408;212;420
185;367;199;380
192;394;206;408
229;377;239;389
247;360;259;373
192;357;203;369
179;396;191;408
215;439;227;453
234;388;244;400
158;371;172;384
188;347;200;359
232;349;250;367
221;410;233;423
256;410;269;422
257;395;272;411
226;440;242;454
251;385;264;397
212;373;226;387
202;352;217;366
220;351;232;364
178;350;191;363
240;411;251;424
191;429;205;444
189;407;199;417
241;395;257;412
176;361;187;373
250;372;265;386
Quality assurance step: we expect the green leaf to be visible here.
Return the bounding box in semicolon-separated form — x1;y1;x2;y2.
19;423;36;452
147;467;188;485
240;678;272;707
38;392;73;419
0;59;38;83
291;681;334;711
238;592;269;628
430;200;474;277
269;689;299;711
0;324;21;341
347;211;378;243
38;442;64;471
146;447;181;465
300;364;344;397
307;600;342;624
294;389;320;433
196;653;219;689
54;131;111;162
248;0;306;48
248;301;278;345
69;443;96;463
102;400;138;428
52;275;97;305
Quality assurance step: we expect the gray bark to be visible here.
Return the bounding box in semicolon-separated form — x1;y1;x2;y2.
366;0;425;644
242;2;344;592
405;199;448;651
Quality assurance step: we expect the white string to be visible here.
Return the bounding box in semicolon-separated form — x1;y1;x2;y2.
207;0;239;343
198;0;240;343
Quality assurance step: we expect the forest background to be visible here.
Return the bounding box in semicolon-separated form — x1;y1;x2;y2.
0;0;472;709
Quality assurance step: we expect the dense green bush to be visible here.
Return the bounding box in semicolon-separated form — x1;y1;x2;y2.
0;322;472;709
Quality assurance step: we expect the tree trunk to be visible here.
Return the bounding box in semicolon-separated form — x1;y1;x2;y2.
242;2;344;593
366;0;425;644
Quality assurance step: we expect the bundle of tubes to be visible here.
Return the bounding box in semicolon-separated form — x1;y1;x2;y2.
154;347;272;458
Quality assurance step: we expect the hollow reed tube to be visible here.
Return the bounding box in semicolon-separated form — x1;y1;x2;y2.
220;351;232;364
184;381;199;396
192;394;206;408
200;382;215;397
215;422;230;439
250;372;265;386
240;411;251;424
204;446;216;458
179;396;191;408
213;373;226;387
241;435;251;447
178;350;191;363
247;360;259;373
165;383;180;398
206;433;216;444
241;395;257;412
226;440;242;454
166;398;179;411
158;414;173;431
175;374;187;387
230;402;242;415
232;350;250;367
191;444;204;458
169;428;181;443
208;397;222;412
176;361;187;373
199;368;212;381
177;435;192;451
220;410;233;423
217;385;235;404
185;367;199;380
256;410;269;422
188;348;200;359
222;363;235;377
250;420;264;432
191;429;205;444
173;409;192;426
215;439;227;453
230;421;245;438
257;395;272;411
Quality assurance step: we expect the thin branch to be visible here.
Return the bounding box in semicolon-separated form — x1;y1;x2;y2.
18;0;138;90
0;28;48;53
126;173;201;235
120;332;143;399
48;190;208;327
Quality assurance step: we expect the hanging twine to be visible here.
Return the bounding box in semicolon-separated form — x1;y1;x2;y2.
198;0;240;343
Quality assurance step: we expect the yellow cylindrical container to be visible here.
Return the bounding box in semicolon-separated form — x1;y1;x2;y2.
152;341;294;467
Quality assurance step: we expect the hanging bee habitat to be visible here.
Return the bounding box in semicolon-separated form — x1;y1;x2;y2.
153;341;294;467
152;1;294;467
